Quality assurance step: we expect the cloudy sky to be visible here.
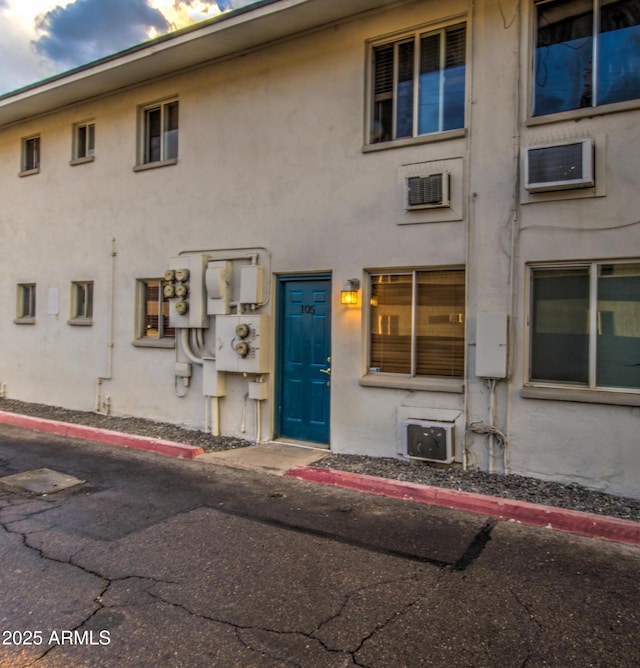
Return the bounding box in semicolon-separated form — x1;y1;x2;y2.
0;0;259;95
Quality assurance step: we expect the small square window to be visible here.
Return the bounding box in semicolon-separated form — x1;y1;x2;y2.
135;278;175;344
72;122;95;162
20;136;40;174
69;281;93;324
16;284;36;323
138;99;178;166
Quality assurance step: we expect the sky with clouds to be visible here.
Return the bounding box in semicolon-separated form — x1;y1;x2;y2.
0;0;259;95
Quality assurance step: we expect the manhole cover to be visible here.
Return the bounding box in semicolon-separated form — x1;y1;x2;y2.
0;468;85;494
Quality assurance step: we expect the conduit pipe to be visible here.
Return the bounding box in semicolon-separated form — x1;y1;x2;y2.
240;393;248;433
180;328;204;366
255;399;262;444
488;379;497;473
95;238;117;415
212;397;220;436
178;246;272;309
204;396;221;436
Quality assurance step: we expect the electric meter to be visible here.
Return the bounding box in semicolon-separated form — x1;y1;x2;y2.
215;315;271;373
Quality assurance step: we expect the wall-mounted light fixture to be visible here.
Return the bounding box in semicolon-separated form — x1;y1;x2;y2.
341;278;360;305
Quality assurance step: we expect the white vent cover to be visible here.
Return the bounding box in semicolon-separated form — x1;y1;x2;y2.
406;172;450;210
525;139;594;192
403;420;454;463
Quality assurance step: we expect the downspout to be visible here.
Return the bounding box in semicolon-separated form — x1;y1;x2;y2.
505;0;523;473
462;0;478;470
95;238;116;415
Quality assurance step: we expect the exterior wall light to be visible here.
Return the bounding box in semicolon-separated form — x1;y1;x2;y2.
341;278;360;305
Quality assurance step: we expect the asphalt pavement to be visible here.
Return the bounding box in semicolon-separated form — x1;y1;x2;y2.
1;424;640;667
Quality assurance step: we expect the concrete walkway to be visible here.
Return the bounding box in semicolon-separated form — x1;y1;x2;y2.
199;441;328;475
1;409;639;548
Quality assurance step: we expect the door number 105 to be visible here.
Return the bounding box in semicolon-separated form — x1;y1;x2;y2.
300;305;316;314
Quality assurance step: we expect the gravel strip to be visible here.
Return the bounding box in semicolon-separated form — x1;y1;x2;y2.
2;399;639;522
0;399;252;452
315;454;640;521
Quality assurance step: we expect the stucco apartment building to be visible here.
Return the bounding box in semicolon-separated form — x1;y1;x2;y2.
1;0;639;499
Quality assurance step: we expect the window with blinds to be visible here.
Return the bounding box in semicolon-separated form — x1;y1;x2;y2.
370;23;466;144
139;279;175;340
369;269;465;377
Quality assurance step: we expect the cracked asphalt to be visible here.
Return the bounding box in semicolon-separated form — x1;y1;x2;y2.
1;424;640;667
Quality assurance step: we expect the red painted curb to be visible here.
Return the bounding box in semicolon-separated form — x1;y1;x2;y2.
285;466;640;547
0;411;204;460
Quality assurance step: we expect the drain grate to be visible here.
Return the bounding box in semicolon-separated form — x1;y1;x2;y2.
0;468;85;494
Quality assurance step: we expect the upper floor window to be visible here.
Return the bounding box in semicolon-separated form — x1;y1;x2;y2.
20;135;40;174
369;23;466;144
534;0;640;116
140;99;178;165
73;121;95;162
369;269;465;377
529;261;640;390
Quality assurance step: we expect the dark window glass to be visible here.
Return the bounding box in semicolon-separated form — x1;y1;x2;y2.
531;267;590;384
534;0;640;115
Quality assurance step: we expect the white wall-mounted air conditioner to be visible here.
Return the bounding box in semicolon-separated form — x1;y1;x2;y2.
524;138;594;192
406;172;450;210
403;419;454;463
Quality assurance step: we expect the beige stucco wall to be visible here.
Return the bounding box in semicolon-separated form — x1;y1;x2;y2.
1;0;639;498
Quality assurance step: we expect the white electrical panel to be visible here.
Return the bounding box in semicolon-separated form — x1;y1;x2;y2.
239;265;264;305
206;260;231;315
475;312;508;379
166;255;209;329
215;315;270;373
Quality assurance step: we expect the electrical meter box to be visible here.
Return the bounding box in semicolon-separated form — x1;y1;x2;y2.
166;254;209;329
215;315;270;373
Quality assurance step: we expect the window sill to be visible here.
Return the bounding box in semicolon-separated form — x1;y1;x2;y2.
362;129;466;153
18;168;39;177
521;384;640;407
527;98;640;127
133;158;177;172
68;318;93;326
14;317;35;325
360;374;464;393
70;156;95;166
132;338;175;349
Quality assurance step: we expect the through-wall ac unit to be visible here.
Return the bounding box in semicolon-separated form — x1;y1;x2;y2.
406;172;450;210
524;138;594;192
403;420;454;463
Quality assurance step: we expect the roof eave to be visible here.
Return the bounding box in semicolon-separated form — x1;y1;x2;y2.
0;0;403;128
